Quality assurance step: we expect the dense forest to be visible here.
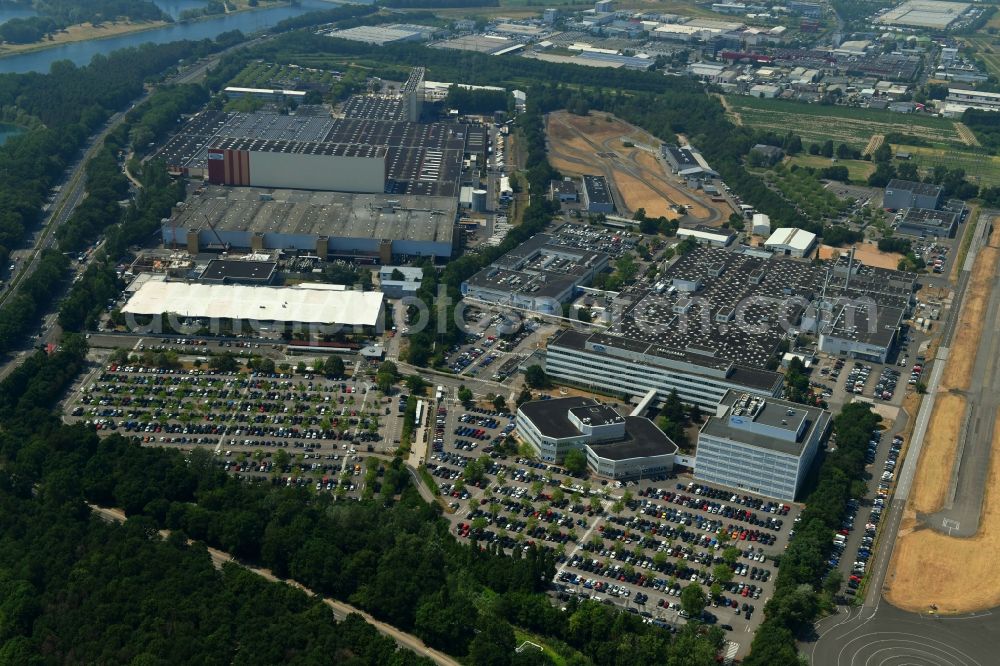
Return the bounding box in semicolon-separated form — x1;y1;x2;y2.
0;32;239;270
0;493;434;665
0;0;167;44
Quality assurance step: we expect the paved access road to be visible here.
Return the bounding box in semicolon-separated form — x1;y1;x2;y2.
812;599;999;666
921;212;999;537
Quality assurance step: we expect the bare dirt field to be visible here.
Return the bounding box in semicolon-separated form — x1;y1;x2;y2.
886;408;1000;614
907;393;967;514
816;243;902;270
942;241;999;390
545;111;723;224
612;171;677;219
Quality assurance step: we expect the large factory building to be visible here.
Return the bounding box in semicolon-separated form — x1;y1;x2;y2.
163;186;459;261
207;138;387;193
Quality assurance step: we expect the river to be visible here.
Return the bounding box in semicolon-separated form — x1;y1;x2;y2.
0;0;349;75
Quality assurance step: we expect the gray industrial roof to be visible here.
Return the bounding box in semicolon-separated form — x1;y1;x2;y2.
583;174;613;205
886;178;943;197
210;137;386;159
200;259;276;282
171;186;456;244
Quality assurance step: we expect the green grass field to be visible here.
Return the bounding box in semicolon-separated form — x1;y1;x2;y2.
891;144;1000;187
727;95;964;149
962;35;1000;79
787;154;875;181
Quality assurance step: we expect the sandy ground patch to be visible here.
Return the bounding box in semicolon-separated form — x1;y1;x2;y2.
547;111;722;222
611;171;677;219
886;408;1000;614
817;243;902;269
942;244;998;390
885;225;1000;612
633;150;664;175
908;393;967;514
851;242;905;270
547;154;589;178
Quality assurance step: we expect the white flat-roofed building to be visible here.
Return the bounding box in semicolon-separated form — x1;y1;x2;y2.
945;87;1000;111
224;87;307;101
328;25;429;45
764;227;817;257
676;225;736;247
122;282;384;328
694;390;831;501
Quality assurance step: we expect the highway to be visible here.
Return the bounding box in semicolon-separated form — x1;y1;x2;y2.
0;37;268;378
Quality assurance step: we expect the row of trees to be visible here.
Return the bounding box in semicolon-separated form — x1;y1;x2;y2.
745;403;881;664
0;0;167;44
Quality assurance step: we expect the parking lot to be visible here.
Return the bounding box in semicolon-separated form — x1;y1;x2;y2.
64;358;400;501
443;310;544;379
424;394;803;656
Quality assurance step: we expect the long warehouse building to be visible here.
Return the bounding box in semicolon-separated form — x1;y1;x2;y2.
122;281;385;329
164;186;459;261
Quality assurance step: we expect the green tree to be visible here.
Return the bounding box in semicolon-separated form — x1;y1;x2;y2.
468;614;516;666
405;374;428;395
563;449;588;476
493;395;507;412
458;385;473;405
524;365;549;389
324;355;345;378
713;563;733;584
680;583;706;619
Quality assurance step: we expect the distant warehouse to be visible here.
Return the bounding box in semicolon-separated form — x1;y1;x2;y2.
461;233;610;313
895;207;958;238
662;145;717;178
676;225;736;248
883;179;943;211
